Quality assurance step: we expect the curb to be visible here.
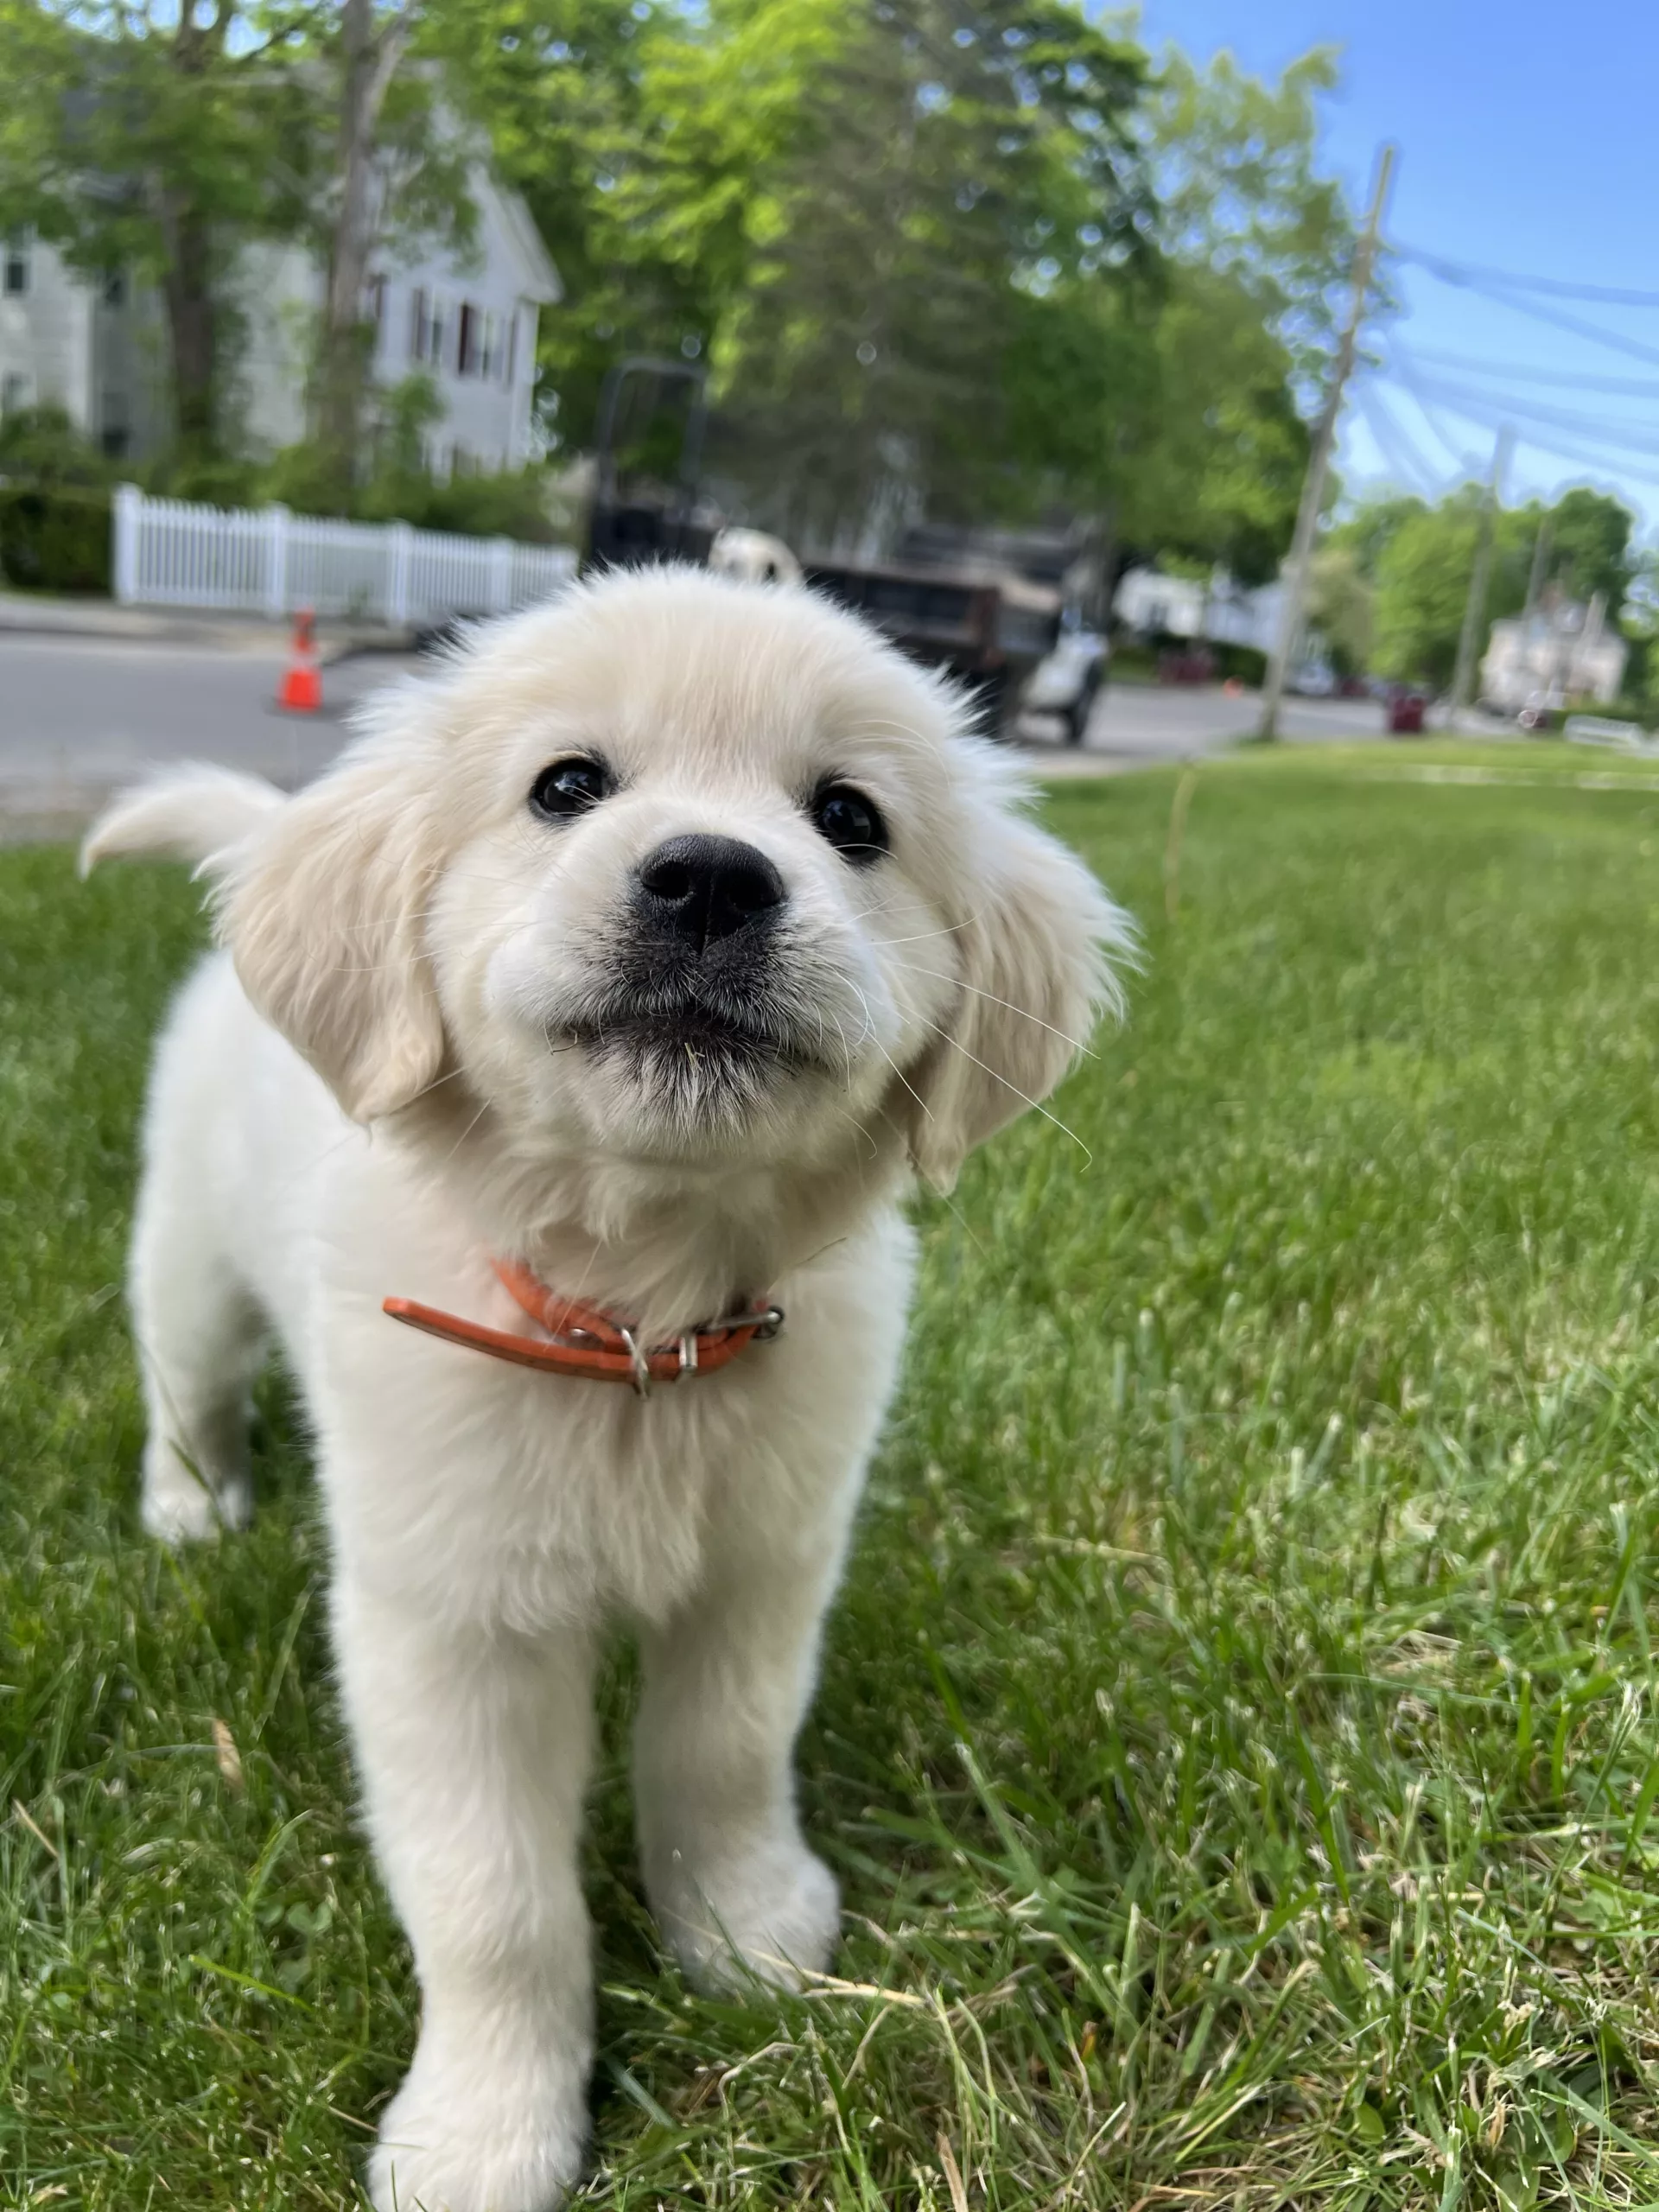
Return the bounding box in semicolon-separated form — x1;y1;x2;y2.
0;599;416;660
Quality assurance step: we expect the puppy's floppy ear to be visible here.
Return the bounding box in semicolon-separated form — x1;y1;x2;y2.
902;804;1133;1195
213;740;448;1124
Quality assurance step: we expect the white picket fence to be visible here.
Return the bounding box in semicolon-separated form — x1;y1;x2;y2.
111;483;577;626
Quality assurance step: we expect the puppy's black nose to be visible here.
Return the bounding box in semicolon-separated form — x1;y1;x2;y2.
636;834;786;950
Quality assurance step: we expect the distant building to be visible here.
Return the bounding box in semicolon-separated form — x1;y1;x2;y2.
1113;564;1284;656
0;167;558;478
1482;593;1628;714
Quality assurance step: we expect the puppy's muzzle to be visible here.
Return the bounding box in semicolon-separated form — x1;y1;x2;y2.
635;834;785;955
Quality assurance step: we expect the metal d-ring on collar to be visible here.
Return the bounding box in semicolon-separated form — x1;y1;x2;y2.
624;1303;785;1398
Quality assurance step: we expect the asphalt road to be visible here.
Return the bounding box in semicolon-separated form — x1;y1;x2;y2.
1024;682;1390;762
0;635;423;811
0;631;1394;820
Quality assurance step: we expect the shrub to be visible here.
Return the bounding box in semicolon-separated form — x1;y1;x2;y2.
372;467;562;544
257;433;564;546
0;485;111;593
0;404;110;489
143;451;264;509
1212;641;1268;686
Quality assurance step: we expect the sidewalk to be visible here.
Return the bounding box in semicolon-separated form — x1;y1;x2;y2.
0;591;415;662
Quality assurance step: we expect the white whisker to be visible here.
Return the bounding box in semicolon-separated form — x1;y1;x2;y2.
909;1009;1092;1165
890;961;1097;1058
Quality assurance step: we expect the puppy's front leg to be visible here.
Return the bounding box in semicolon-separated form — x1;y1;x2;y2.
334;1578;595;2212
633;1548;845;1993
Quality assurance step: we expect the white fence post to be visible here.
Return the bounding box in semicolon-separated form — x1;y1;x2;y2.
264;504;290;620
388;522;415;626
105;487;575;623
489;536;512;615
111;482;142;604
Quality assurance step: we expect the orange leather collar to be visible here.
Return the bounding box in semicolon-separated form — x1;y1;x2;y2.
384;1259;783;1396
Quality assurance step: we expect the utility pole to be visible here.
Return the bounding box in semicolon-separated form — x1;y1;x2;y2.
1450;424;1515;720
1257;143;1396;741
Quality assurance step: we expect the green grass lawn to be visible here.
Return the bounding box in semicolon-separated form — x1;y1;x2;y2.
9;760;1659;2209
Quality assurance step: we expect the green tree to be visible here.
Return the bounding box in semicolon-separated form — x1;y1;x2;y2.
0;0;316;454
697;0;1154;545
1141;44;1361;391
435;0;1154;537
1546;486;1633;613
1306;542;1372;675
424;0;741;451
312;1;477;480
1365;485;1633;689
1326;491;1427;582
1370;494;1486;690
1046;44;1356;597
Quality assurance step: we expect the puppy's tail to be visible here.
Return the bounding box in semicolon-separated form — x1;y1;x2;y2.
79;765;285;879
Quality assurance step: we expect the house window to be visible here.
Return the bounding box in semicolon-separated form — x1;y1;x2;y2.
365;274;385;326
411;288;448;368
457;302;478;378
103;269;125;308
505;308;518;386
1;370;29;414
3;232;29;296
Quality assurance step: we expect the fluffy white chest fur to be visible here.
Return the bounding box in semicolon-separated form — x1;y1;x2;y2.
147;951;912;1630
87;568;1129;2212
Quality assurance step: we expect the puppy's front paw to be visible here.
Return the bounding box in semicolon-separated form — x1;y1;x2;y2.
368;2055;588;2212
653;1837;840;1994
140;1442;251;1545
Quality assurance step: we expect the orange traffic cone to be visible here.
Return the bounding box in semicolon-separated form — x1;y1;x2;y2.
276;608;322;714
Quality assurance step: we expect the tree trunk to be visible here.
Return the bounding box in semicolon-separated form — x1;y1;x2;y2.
316;0;410;473
157;194;219;450
153;0;236;455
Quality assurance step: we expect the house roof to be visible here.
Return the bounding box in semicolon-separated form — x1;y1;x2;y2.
487;176;561;307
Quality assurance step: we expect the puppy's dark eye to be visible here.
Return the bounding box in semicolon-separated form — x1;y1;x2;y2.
811;781;887;864
530;757;611;820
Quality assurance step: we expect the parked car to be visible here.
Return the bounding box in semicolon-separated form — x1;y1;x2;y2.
1387;686;1427;735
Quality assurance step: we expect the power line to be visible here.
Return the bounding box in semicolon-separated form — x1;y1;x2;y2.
1421;278;1659;372
1395;243;1659;311
1380;346;1659;493
1391;360;1659;460
1405;346;1659;400
1356;382;1447;497
1388;355;1485;474
1383;371;1659;491
1500;431;1659;493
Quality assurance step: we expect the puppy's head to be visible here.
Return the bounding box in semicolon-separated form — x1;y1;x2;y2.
219;569;1133;1190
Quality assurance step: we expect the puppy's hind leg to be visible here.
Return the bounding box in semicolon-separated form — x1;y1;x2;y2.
129;1141;265;1544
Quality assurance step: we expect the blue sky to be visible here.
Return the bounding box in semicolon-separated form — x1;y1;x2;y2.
1128;1;1659;531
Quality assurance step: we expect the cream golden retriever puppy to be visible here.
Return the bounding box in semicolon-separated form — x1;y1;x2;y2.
84;567;1130;2212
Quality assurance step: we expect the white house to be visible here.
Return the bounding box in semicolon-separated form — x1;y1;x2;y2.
1481;592;1628;715
0;166;559;477
1114;564;1285;656
0;230;156;454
